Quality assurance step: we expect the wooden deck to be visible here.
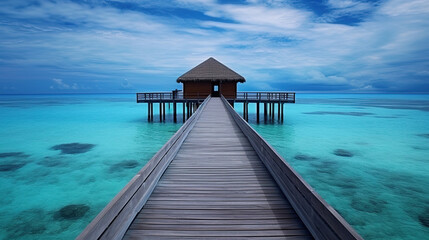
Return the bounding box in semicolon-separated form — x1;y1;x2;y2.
137;92;295;123
77;96;363;240
136;92;295;103
124;97;311;239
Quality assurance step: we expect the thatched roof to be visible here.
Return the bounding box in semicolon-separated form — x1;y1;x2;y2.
177;57;245;83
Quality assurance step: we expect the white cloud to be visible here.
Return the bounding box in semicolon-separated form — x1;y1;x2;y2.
51;78;78;90
206;4;310;30
317;0;374;23
327;0;371;10
379;0;429;16
1;0;428;93
306;70;348;85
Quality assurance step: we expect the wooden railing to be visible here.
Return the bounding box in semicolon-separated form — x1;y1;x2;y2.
136;92;205;101
77;96;211;240
221;95;362;240
137;91;295;102
136;92;180;101
235;92;295;102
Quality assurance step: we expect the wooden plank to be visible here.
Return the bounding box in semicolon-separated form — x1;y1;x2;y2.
143;204;292;210
129;223;307;231
125;229;310;237
162;168;267;172
149;190;282;195
155;182;277;190
137;213;300;219
157;173;274;177
150;177;278;185
144;196;287;202
132;218;302;225
146;190;284;195
125;236;312;240
141;199;288;205
156;181;276;185
139;208;296;215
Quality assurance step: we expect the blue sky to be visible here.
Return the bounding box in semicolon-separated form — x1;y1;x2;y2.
1;0;429;94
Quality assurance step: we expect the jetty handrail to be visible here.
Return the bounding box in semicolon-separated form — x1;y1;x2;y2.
137;92;208;101
220;95;362;240
77;96;211;240
235;92;295;102
137;92;175;101
136;91;295;102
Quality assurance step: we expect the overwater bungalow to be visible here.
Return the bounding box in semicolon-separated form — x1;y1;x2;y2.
177;57;245;99
137;57;295;122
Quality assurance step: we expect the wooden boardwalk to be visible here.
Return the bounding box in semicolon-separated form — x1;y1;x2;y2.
78;96;362;240
124;98;311;239
136;91;295;123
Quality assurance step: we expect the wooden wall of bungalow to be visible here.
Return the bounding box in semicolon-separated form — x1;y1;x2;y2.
182;81;238;99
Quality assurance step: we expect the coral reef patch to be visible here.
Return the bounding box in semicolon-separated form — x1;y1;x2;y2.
333;149;354;157
109;160;139;173
53;204;90;220
294;154;319;161
50;143;95;154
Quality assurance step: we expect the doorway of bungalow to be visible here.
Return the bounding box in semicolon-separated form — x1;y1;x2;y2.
212;83;220;97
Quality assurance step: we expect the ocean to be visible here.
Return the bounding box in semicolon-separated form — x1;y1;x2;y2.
0;93;428;239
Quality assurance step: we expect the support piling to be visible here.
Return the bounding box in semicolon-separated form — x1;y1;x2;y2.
256;102;260;123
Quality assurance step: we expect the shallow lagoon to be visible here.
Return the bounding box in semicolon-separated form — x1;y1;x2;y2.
0;94;428;239
0;94;182;239
243;94;429;240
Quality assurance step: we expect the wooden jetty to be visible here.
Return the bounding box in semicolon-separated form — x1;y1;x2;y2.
136;91;295;122
78;96;363;240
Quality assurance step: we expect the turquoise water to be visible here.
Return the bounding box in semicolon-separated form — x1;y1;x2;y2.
0;94;182;239
236;94;429;240
0;94;428;239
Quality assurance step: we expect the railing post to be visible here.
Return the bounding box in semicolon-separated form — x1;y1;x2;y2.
256;102;260;123
159;102;162;122
173;101;177;123
243;102;246;119
264;102;267;121
163;102;166;121
150;102;153;121
182;102;185;122
281;102;284;122
147;102;151;121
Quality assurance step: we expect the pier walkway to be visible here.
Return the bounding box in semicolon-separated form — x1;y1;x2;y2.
124;97;310;239
78;96;362;240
